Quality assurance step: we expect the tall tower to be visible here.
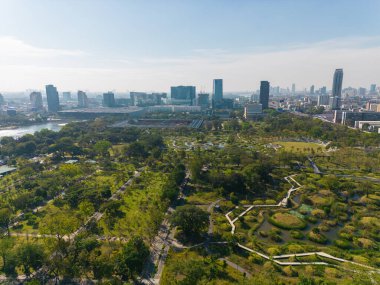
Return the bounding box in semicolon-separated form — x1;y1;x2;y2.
259;81;270;109
45;84;60;112
331;69;343;110
77;90;88;108
212;79;223;107
292;83;296;95
30;92;43;110
332;69;343;97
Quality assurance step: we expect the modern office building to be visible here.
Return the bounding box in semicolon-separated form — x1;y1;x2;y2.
370;84;377;95
332;69;343;97
30;92;43;110
197;93;210;109
45;84;60;112
63;92;72;101
320;86;327;95
259;81;270;109
130;92;166;106
317;94;330;106
244;103;263;119
103;92;116;107
212;79;223;106
329;96;340;110
330;69;343;110
291;83;296;95
170;86;196;105
358;87;367;96
77;90;88;108
310;85;315;95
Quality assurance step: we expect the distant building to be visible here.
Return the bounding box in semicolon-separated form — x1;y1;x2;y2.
45;84;60;112
244;103;263;119
370;84;377;95
317;94;330;106
336;111;380;126
30;92;43;111
259;81;270;109
329;96;340;110
0;94;4;105
77;90;88;108
170;86;196;105
212;79;223;107
197;93;210;109
103;92;115;107
358;87;367;96
332;69;343;97
130;92;166;106
320;86;327;95
6;109;17;116
63;92;71;101
310;85;315;95
148;105;201;113
292;83;296;95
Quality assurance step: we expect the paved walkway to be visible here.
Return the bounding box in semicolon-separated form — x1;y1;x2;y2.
225;175;380;273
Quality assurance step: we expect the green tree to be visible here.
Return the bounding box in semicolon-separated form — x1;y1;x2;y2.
170;205;209;237
94;140;112;157
0;207;12;236
16;243;45;278
114;236;149;281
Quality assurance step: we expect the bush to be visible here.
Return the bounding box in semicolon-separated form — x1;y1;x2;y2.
290;230;305;239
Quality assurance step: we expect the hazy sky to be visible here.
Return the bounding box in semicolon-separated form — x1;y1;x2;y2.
1;0;380;93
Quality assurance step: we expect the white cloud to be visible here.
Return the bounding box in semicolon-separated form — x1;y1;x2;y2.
0;36;380;92
0;36;86;59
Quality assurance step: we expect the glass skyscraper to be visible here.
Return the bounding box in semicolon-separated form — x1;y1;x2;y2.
45;84;60;112
259;81;270;109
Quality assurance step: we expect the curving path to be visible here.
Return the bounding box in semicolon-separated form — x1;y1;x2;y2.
225;175;380;273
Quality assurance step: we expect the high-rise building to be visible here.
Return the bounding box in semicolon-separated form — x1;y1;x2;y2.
259;81;270;109
317;95;330;106
310;85;315;95
63;92;71;101
30;92;43;110
197;93;210;109
45;84;60;112
332;69;343;97
370;84;377;95
103;92;116;107
170;86;196;105
320;86;327;95
292;83;296;95
77;90;88;108
212;79;223;105
0;94;4;105
358;87;367;96
244;103;263;119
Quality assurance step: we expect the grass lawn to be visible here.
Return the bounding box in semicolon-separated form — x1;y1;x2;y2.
269;212;307;230
273;141;325;153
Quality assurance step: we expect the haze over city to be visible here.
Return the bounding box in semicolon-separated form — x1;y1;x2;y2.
1;0;380;92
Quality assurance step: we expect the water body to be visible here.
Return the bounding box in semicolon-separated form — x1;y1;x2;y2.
0;122;65;139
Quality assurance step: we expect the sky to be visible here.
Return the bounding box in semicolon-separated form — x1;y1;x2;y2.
1;0;380;93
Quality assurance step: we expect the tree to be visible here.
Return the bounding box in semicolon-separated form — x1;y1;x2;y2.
0;207;12;236
0;238;16;276
39;211;79;243
114;236;149;281
94;140;112;157
170;205;210;237
16;243;45;278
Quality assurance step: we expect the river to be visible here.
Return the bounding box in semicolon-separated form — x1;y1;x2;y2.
0;122;66;139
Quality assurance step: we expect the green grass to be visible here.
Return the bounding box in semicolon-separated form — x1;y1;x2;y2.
273;141;325;153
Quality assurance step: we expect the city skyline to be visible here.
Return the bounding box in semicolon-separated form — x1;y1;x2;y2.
1;0;380;92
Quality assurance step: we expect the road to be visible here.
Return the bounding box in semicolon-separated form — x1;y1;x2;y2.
140;172;189;285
